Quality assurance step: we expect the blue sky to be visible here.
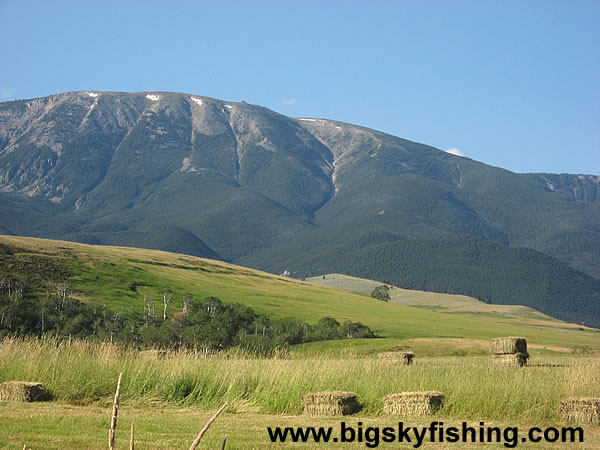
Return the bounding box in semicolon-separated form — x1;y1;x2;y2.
1;0;599;175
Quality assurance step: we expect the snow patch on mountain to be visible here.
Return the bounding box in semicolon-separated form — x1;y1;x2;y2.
80;94;99;128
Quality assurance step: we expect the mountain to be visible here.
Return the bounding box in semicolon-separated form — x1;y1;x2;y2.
1;91;599;326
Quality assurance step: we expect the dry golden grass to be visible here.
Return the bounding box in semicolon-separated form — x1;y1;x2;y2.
377;351;415;364
2;337;599;422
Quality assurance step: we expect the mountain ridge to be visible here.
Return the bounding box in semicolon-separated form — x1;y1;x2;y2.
1;91;599;326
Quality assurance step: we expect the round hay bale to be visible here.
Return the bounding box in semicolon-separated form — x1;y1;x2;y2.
0;382;52;402
302;391;361;416
490;337;527;355
560;398;600;425
492;353;529;367
378;352;415;365
383;391;444;417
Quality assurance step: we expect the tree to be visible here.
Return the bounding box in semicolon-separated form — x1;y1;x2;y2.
143;295;154;319
182;294;192;314
370;285;391;301
55;282;69;308
341;320;376;338
314;317;341;341
162;287;172;321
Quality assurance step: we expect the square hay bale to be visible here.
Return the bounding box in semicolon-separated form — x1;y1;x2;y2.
302;391;361;416
0;382;52;402
378;352;415;365
492;353;529;367
490;337;527;355
560;398;600;425
383;391;445;417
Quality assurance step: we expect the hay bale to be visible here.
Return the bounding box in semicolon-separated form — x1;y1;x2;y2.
490;337;527;355
560;398;600;425
302;391;361;416
0;382;52;402
383;391;444;417
378;352;415;365
492;353;529;367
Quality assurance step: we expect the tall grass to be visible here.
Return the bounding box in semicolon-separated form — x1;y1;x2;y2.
1;337;597;422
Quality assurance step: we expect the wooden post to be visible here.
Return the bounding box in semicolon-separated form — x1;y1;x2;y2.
189;403;228;450
130;422;135;450
108;372;123;450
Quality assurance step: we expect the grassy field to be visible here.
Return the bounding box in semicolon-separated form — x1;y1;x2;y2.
2;236;600;448
307;274;557;320
1;235;599;356
4;403;599;449
1;338;599;419
1;338;599;448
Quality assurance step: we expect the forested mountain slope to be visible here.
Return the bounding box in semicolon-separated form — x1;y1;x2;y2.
1;91;599;325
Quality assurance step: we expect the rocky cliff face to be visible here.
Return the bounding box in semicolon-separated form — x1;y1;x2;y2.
0;92;336;216
534;173;600;203
0;92;143;204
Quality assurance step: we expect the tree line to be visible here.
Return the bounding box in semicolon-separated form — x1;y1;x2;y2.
0;277;376;354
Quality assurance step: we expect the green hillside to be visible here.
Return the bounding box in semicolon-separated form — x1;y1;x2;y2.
307;273;555;319
240;235;600;328
1;236;598;354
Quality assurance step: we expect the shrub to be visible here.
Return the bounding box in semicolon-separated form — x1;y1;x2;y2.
370;285;391;301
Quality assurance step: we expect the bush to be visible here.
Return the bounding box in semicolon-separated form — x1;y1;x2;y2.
370;285;391;301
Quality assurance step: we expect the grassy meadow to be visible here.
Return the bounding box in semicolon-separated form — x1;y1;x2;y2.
6;403;600;449
1;236;599;448
2;337;599;419
1;337;599;448
4;403;600;449
307;274;557;319
1;235;599;356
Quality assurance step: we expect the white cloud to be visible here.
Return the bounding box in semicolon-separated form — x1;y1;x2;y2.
445;148;465;157
282;98;296;105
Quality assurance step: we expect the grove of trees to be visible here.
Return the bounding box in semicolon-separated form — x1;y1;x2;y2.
0;277;376;354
